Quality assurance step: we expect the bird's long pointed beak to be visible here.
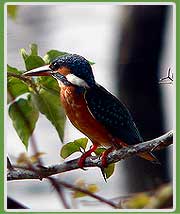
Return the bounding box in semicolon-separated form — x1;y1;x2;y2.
23;65;52;76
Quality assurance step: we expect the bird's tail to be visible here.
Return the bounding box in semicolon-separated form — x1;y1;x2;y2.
114;139;160;164
138;152;161;165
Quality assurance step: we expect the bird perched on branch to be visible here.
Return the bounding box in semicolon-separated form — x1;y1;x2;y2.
23;54;159;168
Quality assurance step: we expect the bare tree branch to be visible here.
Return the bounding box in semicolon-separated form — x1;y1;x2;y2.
7;130;173;181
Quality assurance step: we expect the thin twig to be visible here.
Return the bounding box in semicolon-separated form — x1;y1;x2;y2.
57;179;118;208
48;177;70;209
7;72;39;93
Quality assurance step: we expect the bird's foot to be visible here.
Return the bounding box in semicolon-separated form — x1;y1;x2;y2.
78;155;88;170
101;147;114;168
78;144;98;169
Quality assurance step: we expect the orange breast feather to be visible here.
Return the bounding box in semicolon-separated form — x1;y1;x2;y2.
60;85;114;147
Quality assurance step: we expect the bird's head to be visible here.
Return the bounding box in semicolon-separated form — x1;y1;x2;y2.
23;54;95;88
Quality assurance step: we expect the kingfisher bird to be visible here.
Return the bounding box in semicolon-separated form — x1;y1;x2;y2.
24;54;159;168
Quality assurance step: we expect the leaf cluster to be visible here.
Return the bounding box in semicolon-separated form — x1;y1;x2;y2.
7;44;67;148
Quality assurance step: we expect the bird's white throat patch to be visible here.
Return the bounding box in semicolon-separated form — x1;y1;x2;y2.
66;74;89;88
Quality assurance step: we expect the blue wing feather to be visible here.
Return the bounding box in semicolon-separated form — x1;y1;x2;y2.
85;84;143;145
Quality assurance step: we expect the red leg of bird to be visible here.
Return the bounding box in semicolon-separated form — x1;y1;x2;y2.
101;147;114;168
78;144;98;168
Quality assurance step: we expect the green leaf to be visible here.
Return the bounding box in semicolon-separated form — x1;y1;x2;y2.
124;193;150;208
60;138;88;159
43;50;68;64
7;77;29;103
8;97;39;149
73;184;99;198
7;64;31;103
104;163;115;179
74;138;88;150
24;56;45;71
37;76;60;97
20;44;45;70
31;89;65;142
7;5;18;19
7;64;21;74
89;61;95;65
30;44;38;56
94;147;106;156
20;48;29;62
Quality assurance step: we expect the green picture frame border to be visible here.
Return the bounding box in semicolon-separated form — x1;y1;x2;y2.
0;0;178;213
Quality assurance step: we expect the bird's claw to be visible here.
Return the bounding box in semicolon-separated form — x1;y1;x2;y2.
101;156;108;168
77;156;88;170
77;144;98;170
101;147;114;168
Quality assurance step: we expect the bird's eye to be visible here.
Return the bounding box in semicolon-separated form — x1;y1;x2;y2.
49;61;60;71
